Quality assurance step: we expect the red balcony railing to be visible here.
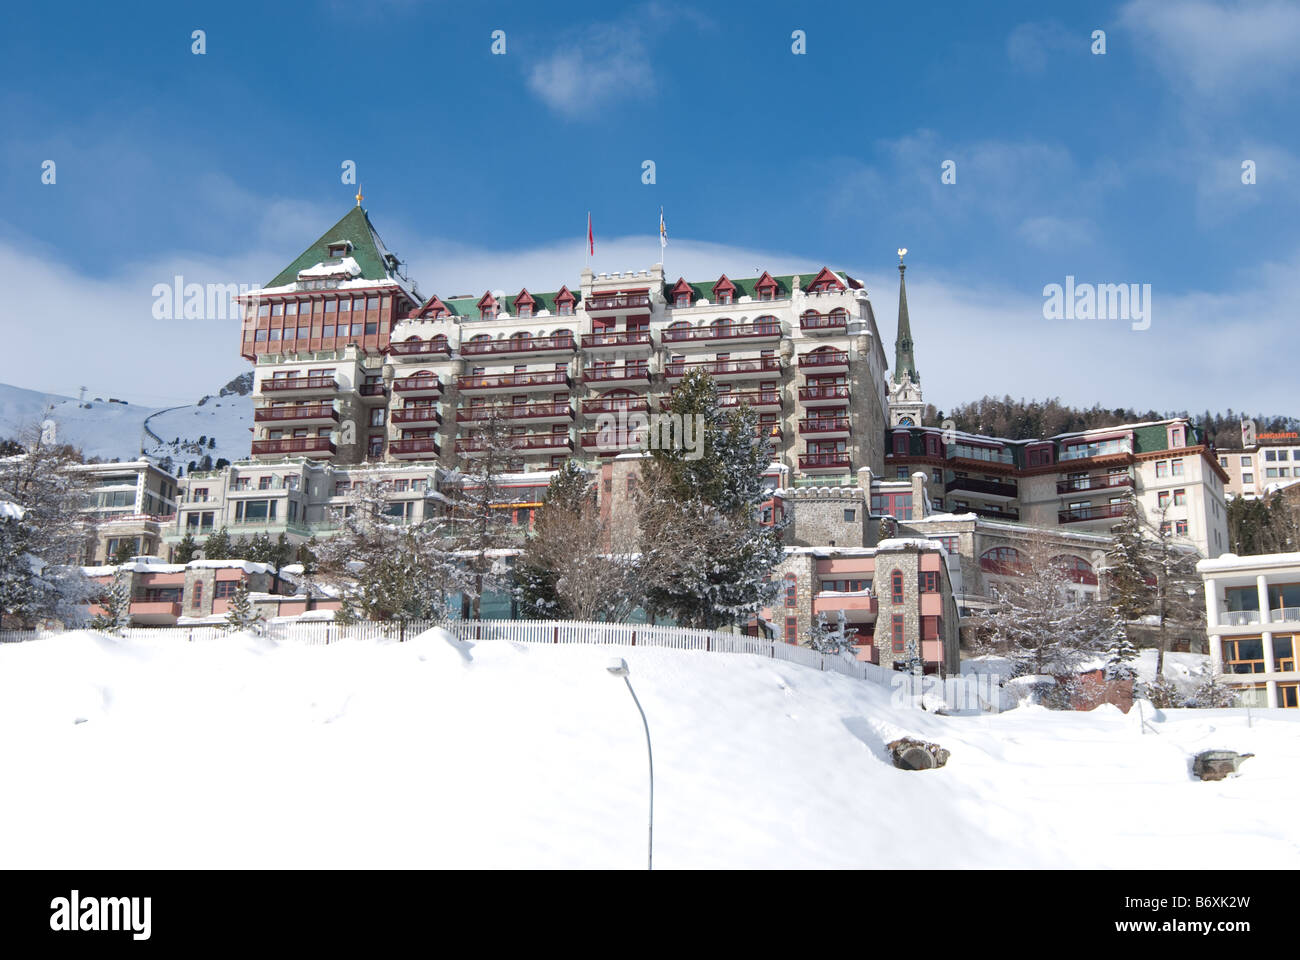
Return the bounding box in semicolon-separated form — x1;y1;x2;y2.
586;292;650;311
664;357;781;379
456;402;572;423
359;382;388;396
391;377;442;395
457;370;571;391
254;405;338;423
389;438;441;457
798;351;848;369
456;435;573;453
800;312;849;331
251;437;335;456
716;390;782;408
582;397;651;415
260;377;337;393
1058;503;1127;524
583;366;650;383
581;331;652;348
798;385;850;402
661;322;781;343
580;431;644;450
390;407;443;424
1056;474;1134;494
947;476;1018;498
461;335;576;356
388;339;451;357
799;453;850;470
799;417;850;434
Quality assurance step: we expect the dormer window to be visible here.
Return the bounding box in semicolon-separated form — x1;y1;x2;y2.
712;275;737;306
719;291;733;305
554;286;576;317
754;272;779;302
326;241;351;259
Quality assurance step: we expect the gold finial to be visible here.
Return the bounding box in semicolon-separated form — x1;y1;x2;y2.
356;185;364;207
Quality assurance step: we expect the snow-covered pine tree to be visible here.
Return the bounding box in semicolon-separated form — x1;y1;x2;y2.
1183;672;1239;708
223;581;264;634
111;538;136;564
637;369;785;630
89;568;132;635
316;473;470;638
173;531;199;564
972;536;1120;681
809;609;853;655
203;527;233;560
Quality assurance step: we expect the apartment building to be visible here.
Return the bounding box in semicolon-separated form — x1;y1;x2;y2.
237;202;891;485
73;459;179;563
1198;551;1300;708
883;418;1230;558
1217;431;1300;500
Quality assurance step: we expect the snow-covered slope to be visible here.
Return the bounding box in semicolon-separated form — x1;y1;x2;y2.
0;630;1294;869
0;377;252;466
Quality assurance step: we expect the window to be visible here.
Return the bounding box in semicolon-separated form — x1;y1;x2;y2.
1173;488;1186;505
215;581;240;599
1243;472;1254;483
891;570;904;603
843;509;855;522
919;571;939;593
930;535;959;554
891;615;904;653
1241;456;1252;466
1155;460;1169;478
369;409;385;427
1266;468;1279;479
1175;519;1188;535
785;617;798;643
1222;638;1266;674
1160;521;1171;536
1158;490;1170;508
785;574;797;608
1219;456;1228;468
192;581;203;609
1171;458;1184;476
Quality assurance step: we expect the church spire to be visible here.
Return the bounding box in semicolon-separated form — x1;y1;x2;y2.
893;247;918;385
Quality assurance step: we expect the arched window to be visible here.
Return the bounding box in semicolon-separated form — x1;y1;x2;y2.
665;320;694;343
430;334;449;352
711;317;733;336
510;330;531;342
1052;555;1097;586
898;416;915;426
828;307;848;323
979;546;1024;576
754;315;779;334
801;309;822;324
551;328;574;346
469;333;491;343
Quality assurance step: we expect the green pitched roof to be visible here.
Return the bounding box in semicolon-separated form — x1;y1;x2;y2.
265;206;397;289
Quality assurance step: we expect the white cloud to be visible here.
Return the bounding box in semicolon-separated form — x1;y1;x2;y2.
1119;0;1300;99
1006;21;1081;73
525;23;656;118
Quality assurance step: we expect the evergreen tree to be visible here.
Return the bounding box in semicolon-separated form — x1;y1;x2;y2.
448;408;521;618
111;539;136;564
223;581;264;633
203;527;233;560
637;369;786;629
809;609;853;655
1183;672;1239;708
89;568;132;635
174;531;199;564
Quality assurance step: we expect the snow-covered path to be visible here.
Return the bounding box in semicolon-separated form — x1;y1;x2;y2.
0;630;1295;869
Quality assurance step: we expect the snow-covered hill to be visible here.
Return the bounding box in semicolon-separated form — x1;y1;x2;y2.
0;629;1294;869
0;375;252;468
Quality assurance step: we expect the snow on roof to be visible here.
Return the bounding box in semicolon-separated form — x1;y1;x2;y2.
187;560;276;574
1197;551;1300;574
297;256;362;279
875;537;945;552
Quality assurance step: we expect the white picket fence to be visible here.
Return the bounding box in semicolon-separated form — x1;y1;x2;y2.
4;618;895;686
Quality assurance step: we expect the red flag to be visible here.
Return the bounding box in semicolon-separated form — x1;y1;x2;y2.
587;212;594;256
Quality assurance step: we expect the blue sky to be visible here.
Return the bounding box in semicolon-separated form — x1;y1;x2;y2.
2;0;1298;415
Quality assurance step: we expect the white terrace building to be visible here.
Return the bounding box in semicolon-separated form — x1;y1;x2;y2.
1198;551;1300;708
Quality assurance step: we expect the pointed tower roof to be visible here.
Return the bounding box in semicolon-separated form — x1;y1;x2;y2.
264;205;412;294
893;249;919;384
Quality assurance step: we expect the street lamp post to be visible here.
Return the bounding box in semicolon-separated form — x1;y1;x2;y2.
607;657;653;871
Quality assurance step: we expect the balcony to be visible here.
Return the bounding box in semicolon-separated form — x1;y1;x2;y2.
1273;606;1300;623
580;331;652;352
388;338;452;359
1056;474;1134;494
798;385;850;406
358;382;388;400
390;407;443;425
797;350;849;373
800;311;849;333
456;434;573;455
458;370;571;393
661;322;782;344
461;335;577;358
813;593;877;618
389;438;442;459
1059;438;1134;462
127;600;182;622
259;376;336;396
1058;503;1127;524
716;390;782;412
1221;610;1260;626
799;416;851;438
581;430;644;454
457;401;573;425
799;453;851;473
583;365;650;385
582;397;651;418
585;292;650;312
968;505;1021;521
251;437;336;457
946;476;1018;499
664;357;781;381
391;376;443;399
254;404;339;426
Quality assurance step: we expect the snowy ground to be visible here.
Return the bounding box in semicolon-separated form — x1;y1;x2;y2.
0;630;1295;870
